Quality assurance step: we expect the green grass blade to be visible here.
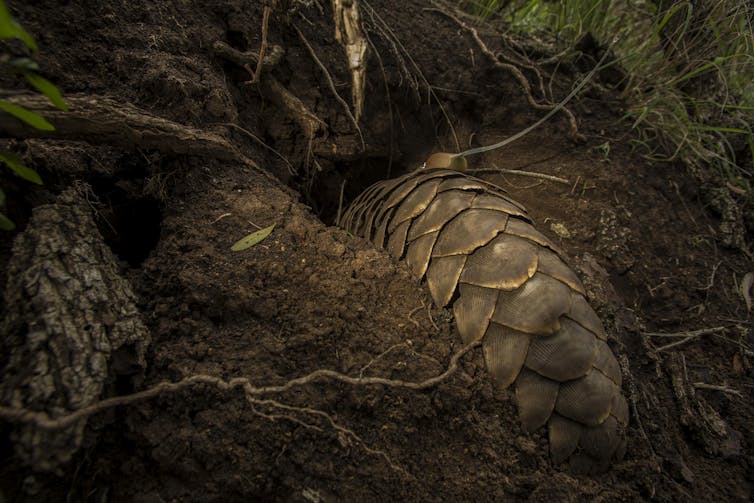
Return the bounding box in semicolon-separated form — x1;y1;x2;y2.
0;151;43;184
9;57;39;72
692;125;751;135
231;224;275;251
673;54;746;85
23;72;68;111
0;0;37;50
0;211;14;231
0;100;54;130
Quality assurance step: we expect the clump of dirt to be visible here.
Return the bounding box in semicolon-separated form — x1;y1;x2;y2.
1;0;751;501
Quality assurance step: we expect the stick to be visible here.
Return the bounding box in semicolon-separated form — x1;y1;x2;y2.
466;168;570;184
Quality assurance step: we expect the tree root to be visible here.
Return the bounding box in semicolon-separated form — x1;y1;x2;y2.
212;39;326;157
0;92;258;167
361;0;460;152
426;2;583;141
666;352;742;458
0;335;480;475
294;24;365;150
331;0;368;123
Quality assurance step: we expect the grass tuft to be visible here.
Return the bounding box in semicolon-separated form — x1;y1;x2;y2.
457;0;754;190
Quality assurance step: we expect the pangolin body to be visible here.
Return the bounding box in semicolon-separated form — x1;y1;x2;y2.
340;166;628;472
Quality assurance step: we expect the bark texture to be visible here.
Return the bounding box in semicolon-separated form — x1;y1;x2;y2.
0;186;150;471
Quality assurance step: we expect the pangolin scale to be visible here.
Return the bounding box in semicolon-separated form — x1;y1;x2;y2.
340;167;628;472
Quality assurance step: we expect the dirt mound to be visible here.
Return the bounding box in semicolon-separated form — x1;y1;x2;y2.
0;0;751;501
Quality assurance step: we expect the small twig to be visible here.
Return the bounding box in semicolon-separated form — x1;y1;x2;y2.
467;167;570;184
248;399;324;432
216;122;295;175
741;272;753;312
644;326;727;352
252;395;408;476
294;24;365;151
359;342;408;378
252;6;272;83
644;326;727;338
570;175;582;196
698;261;722;292
425;300;439;332
407;305;422;328
363;27;394;176
335;179;346;227
692;382;743;398
210;213;232;224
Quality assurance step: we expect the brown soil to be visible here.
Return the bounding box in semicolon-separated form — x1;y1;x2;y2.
1;0;751;501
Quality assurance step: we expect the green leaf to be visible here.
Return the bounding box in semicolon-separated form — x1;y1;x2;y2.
9;57;39;71
0;151;43;184
0;187;4;206
0;100;54;130
231;224;275;251
23;72;68;111
0;1;37;50
0;211;14;231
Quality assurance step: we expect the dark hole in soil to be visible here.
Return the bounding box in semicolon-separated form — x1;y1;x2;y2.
304;157;409;225
90;179;162;267
105;194;161;267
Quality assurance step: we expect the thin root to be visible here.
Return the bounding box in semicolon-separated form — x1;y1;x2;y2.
0;339;481;430
426;2;581;140
294;24;365;151
252;6;272;83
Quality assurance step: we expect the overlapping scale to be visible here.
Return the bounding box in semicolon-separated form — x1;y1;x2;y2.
524;318;596;381
407;191;475;240
537;248;585;295
593;339;622;386
425;255;467;307
459;234;538;290
516;368;559;432
568;293;608;340
386;219;411;259
548;414;583;464
431;208;508;257
555;370;616;426
483;322;531;390
506;217;563;255
472;192;529;219
453;283;497;343
405;231;439;278
341;166;628;472
388;179;442;233
492;273;572;335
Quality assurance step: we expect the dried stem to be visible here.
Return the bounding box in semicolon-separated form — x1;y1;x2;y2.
253;6;272;83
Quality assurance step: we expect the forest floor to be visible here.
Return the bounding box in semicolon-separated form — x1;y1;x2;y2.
0;0;752;501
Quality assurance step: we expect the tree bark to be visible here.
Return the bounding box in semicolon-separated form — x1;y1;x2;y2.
0;185;151;472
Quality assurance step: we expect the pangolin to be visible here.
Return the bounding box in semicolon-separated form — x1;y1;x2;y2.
339;155;628;473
